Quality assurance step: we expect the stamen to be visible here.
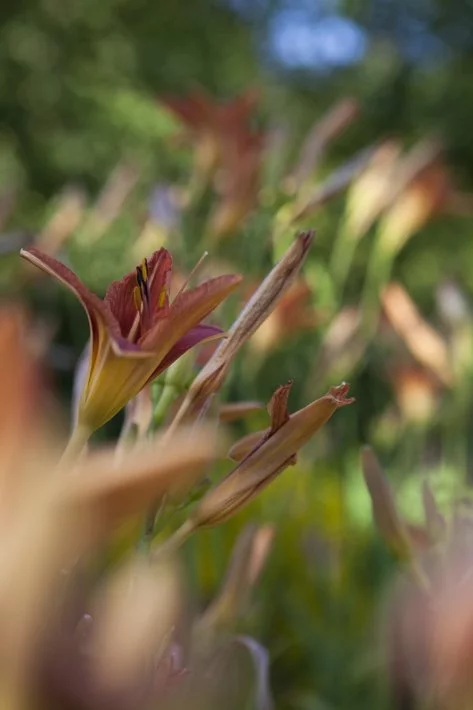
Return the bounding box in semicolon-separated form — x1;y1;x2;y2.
128;254;165;342
136;257;150;305
133;286;142;312
174;251;209;300
141;257;148;282
132;257;151;335
158;288;167;309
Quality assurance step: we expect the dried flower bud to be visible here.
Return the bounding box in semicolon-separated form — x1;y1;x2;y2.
165;383;353;539
170;231;314;427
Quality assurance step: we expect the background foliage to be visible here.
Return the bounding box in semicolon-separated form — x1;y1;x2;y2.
1;0;473;708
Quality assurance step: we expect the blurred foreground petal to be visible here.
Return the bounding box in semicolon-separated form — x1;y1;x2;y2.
91;556;182;691
62;425;219;550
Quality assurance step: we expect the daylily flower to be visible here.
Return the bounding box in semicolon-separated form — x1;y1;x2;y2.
161;88;260;184
20;246;242;437
208;127;265;240
389;365;440;425
375;143;473;262
161;88;265;237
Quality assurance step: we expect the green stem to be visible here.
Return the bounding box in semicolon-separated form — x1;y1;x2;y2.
138;495;168;553
151;519;195;561
151;383;180;430
329;220;360;302
60;424;91;468
360;240;394;339
139;367;193;552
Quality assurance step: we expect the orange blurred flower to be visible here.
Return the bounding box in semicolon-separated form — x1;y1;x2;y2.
389;365;441;425
379;151;472;256
161;88;265;238
161;88;259;179
208;127;265;239
382;281;453;387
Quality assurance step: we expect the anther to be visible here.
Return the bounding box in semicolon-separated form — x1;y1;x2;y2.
133;286;142;312
136;258;149;305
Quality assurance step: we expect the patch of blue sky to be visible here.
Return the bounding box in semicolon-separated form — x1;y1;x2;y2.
268;11;368;69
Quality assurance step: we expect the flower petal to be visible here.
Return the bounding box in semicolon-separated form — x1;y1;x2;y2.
0;307;43;502
153;323;223;378
160;91;213;130
78;347;157;431
61;425;219;548
147;248;173;321
20;247;123;404
267;381;292;432
140;274;242;354
103;270;139;338
228;431;268;462
20;247;120;339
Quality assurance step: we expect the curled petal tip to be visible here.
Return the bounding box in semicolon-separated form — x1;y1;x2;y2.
227;273;244;287
298;229;316;252
328;382;355;405
19;246;37;262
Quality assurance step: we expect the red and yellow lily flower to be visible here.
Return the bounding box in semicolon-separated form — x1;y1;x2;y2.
20;247;242;435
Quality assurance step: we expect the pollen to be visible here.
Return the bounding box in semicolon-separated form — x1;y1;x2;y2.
158;288;167;308
140;257;148;282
